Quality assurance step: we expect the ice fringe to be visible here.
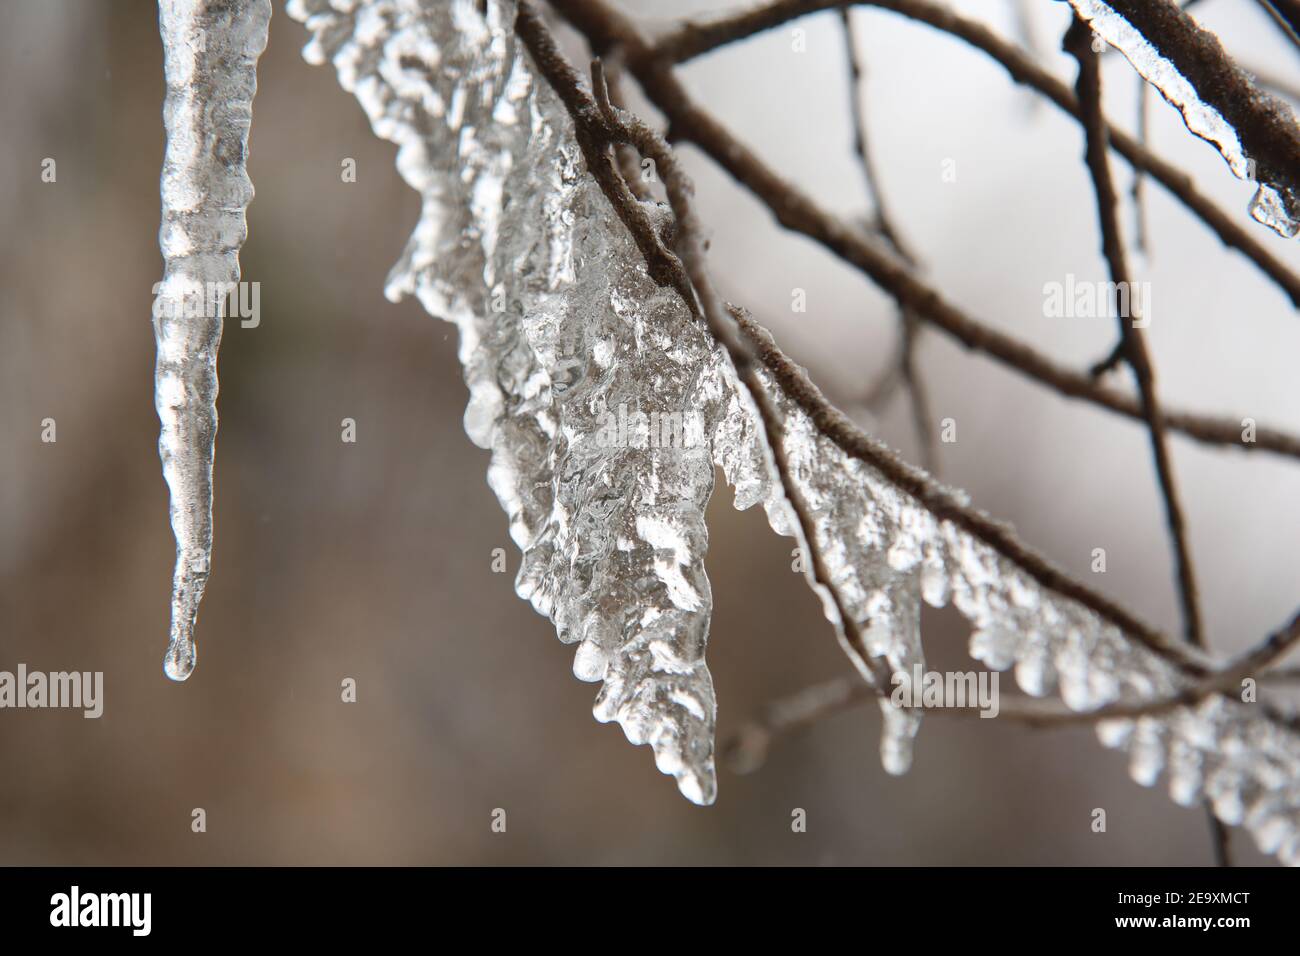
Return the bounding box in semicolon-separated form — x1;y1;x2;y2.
154;0;272;681
283;0;1300;861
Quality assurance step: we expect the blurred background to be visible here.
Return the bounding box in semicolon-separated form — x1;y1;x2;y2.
2;0;1299;865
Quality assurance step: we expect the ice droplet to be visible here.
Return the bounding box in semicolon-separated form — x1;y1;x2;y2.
154;0;271;681
1249;183;1300;238
163;637;197;682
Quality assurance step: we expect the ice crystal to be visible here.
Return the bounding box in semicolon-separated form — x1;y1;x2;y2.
285;0;1300;860
154;0;271;681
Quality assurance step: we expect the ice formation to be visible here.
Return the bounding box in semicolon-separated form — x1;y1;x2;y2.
269;0;1300;859
1068;0;1300;238
286;0;723;802
154;0;271;681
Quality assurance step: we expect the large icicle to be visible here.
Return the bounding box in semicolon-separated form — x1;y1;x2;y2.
289;0;1300;862
154;0;271;681
288;0;720;802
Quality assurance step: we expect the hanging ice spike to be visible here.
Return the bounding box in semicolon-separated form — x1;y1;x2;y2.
154;0;271;680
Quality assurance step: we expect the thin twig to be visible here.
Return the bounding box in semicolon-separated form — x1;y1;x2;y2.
1253;0;1300;56
599;49;654;201
897;312;935;471
725;676;865;773
1090;338;1128;379
1067;17;1203;650
839;8;935;471
1070;13;1220;863
861;324;906;408
839;8;912;261
1132;77;1150;256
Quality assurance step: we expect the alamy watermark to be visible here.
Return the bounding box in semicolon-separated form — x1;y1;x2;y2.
50;886;150;936
0;664;102;718
593;402;706;451
889;664;1000;718
1043;273;1150;327
152;278;261;328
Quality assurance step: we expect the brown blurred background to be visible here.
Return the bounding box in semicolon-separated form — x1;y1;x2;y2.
2;0;1299;865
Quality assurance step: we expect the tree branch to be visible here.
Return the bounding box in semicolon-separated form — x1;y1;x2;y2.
839;8;935;471
652;0;1300;309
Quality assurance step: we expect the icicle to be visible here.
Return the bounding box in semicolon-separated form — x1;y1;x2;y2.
154;0;271;680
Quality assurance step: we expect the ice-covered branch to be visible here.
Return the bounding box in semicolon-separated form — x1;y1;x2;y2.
1076;0;1300;235
730;604;1300;779
652;0;1300;299
286;0;1300;862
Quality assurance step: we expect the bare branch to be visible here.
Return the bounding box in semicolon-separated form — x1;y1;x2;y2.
838;8;912;261
1132;77;1151;256
725;675;866;773
839;8;935;471
652;0;1300;309
1254;0;1300;54
1066;17;1203;649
